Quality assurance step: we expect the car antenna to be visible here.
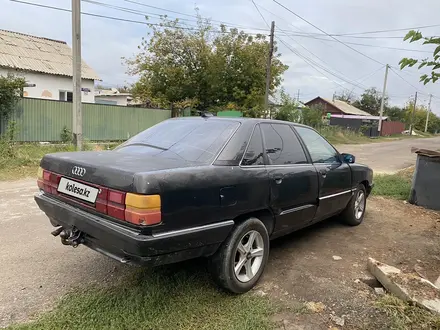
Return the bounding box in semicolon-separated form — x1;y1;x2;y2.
200;111;214;118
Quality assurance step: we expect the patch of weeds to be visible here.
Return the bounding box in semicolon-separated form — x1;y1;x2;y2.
0;144;75;181
375;294;440;329
9;263;275;330
319;126;371;145
372;173;412;200
60;125;72;144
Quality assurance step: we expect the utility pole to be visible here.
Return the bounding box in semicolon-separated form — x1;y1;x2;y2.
264;21;275;115
72;0;82;150
297;89;300;102
425;94;432;133
409;92;418;136
378;64;389;134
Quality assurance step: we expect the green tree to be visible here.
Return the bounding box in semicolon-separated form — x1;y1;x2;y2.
0;73;26;120
385;106;405;122
403;100;440;133
302;104;323;128
400;30;440;84
126;14;288;116
273;90;300;122
352;87;387;116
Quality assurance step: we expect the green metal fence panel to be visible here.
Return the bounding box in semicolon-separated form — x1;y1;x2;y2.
1;98;171;142
217;110;243;117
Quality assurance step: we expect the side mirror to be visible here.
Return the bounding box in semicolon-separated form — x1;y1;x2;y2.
341;153;355;164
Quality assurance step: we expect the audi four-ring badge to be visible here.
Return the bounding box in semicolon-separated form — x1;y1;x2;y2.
71;166;86;177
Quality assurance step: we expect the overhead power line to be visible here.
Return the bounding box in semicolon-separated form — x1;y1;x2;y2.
84;0;271;32
280;33;405;40
249;0;370;92
10;0;270;36
389;67;422;91
277;36;371;92
251;0;270;28
124;0;269;31
331;23;440;36
276;34;432;54
273;0;385;66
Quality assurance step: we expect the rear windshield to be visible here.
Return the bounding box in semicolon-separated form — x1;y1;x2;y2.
115;119;240;164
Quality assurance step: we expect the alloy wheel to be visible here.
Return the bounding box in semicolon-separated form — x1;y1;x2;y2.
234;230;264;283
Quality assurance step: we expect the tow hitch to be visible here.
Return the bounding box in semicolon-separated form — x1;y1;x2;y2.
51;226;84;247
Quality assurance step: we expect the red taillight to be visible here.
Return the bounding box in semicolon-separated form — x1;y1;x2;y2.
108;190;126;204
107;190;126;221
38;169;160;226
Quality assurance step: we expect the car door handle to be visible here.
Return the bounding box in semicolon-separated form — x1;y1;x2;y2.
319;169;327;178
274;177;283;184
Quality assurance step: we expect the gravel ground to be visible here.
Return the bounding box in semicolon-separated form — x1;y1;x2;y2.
2;136;440;328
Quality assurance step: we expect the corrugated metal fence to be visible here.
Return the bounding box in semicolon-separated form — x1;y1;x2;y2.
0;98;171;142
380;121;405;136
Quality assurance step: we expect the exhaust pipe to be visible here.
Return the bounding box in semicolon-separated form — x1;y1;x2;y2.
51;226;63;237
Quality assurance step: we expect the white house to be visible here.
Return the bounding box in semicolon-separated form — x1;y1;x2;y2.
95;88;132;106
0;29;99;103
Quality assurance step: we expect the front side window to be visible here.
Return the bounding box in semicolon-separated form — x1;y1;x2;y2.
241;125;264;166
115;119;240;164
260;123;307;165
295;126;339;164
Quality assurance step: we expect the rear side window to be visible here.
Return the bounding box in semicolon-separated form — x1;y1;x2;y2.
295;126;339;163
242;125;264;166
260;124;307;165
116;119;240;164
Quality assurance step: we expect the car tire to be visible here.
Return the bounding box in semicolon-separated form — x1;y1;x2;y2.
209;217;270;294
340;184;367;226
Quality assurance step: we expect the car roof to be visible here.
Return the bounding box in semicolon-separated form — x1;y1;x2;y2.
169;116;311;129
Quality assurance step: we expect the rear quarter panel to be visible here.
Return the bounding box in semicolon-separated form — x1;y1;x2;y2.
350;163;373;189
134;166;270;233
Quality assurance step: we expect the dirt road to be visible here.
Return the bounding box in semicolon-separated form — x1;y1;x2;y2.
2;180;440;329
1;136;440;327
0;180;130;327
336;135;440;173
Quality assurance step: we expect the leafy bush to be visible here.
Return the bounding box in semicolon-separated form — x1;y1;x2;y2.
0;73;26;120
301;105;323;128
60;126;72;143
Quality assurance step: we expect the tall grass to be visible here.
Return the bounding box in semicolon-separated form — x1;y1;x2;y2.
318;126;371;144
9;264;275;330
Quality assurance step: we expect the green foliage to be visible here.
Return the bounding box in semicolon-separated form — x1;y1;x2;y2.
302;104;323;128
372;173;412;200
318;125;368;144
10;265;275;330
126;13;288;115
352;87;387;116
0;121;18;160
403;100;440;133
400;30;440;84
60;126;72;144
376;294;440;329
0;73;26;120
385;106;406;122
273;89;300;122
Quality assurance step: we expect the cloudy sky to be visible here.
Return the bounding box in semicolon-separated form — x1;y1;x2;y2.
2;0;440;113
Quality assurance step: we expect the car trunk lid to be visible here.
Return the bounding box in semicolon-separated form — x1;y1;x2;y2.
41;150;192;192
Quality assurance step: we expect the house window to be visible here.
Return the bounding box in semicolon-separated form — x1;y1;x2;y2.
59;91;73;102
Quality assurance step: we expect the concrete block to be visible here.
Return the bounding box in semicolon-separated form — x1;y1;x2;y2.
367;258;440;314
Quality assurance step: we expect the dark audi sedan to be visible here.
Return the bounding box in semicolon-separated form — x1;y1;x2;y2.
35;117;373;293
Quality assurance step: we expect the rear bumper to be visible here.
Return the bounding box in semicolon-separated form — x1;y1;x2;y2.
35;193;234;266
